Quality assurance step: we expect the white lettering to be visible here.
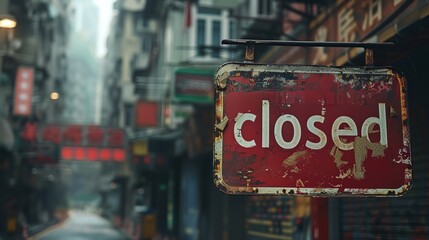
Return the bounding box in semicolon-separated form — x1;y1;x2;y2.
232;100;388;152
262;100;270;148
274;114;301;149
361;103;388;146
234;113;256;148
338;1;356;42
332;116;358;150
306;115;327;150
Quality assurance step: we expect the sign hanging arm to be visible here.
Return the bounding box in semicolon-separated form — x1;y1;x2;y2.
221;39;394;65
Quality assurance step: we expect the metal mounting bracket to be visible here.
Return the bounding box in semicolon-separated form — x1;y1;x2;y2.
222;39;395;66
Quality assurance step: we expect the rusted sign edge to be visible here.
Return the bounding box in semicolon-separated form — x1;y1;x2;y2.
213;62;412;196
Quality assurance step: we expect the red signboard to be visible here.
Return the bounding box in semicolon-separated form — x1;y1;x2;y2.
214;63;411;196
308;0;420;66
21;122;38;142
36;125;126;148
22;124;127;162
13;67;34;116
87;126;104;145
63;125;83;145
135;101;159;127
41;125;62;144
60;146;125;162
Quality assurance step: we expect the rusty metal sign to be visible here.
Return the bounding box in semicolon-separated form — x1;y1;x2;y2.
214;63;411;196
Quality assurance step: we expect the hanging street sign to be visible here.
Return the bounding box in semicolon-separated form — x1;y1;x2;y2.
214;63;411;196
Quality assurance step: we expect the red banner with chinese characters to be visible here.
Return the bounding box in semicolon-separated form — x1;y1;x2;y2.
20;124;127;162
308;0;419;66
13;67;34;116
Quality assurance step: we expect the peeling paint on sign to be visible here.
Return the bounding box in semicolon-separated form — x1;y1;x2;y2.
215;116;229;131
283;150;309;167
214;63;411;196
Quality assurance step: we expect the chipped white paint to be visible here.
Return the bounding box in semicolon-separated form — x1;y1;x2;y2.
262;100;270;148
234;113;256;148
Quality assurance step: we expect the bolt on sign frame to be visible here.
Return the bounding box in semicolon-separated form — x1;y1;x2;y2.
214;39;411;196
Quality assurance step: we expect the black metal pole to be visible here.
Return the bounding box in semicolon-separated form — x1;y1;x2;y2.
221;39;394;49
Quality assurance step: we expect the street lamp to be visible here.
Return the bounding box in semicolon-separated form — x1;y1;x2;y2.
0;14;17;117
50;92;60;100
0;15;16;29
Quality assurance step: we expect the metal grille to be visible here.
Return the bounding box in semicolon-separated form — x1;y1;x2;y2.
340;105;429;239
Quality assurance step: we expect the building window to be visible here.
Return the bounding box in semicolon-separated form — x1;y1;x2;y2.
229;20;237;59
124;103;133;127
229;20;236;39
195;7;230;59
212;20;221;57
197;19;206;56
133;12;143;33
142;35;152;52
257;0;273;16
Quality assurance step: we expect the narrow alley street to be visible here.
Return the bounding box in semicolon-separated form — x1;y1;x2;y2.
30;211;129;240
1;0;429;239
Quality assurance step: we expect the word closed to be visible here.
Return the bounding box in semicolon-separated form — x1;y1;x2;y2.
234;100;387;151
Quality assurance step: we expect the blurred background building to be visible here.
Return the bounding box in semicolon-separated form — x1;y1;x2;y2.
62;0;100;124
0;0;71;237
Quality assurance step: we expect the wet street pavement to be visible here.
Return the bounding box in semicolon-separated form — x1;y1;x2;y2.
31;211;129;240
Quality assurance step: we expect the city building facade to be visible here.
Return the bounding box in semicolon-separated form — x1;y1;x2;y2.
0;0;72;237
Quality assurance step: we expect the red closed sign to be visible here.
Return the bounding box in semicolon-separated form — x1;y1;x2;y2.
214;63;411;196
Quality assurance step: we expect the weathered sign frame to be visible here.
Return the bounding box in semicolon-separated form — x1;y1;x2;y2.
214;41;411;196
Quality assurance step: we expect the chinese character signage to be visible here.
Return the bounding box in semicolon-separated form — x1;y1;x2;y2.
61;146;125;162
20;124;128;162
35;125;126;147
13;67;34;116
309;0;418;65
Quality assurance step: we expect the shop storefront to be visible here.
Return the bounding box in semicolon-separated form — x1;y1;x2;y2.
0;113;18;237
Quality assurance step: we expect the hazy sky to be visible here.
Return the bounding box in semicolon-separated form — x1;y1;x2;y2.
93;0;115;57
